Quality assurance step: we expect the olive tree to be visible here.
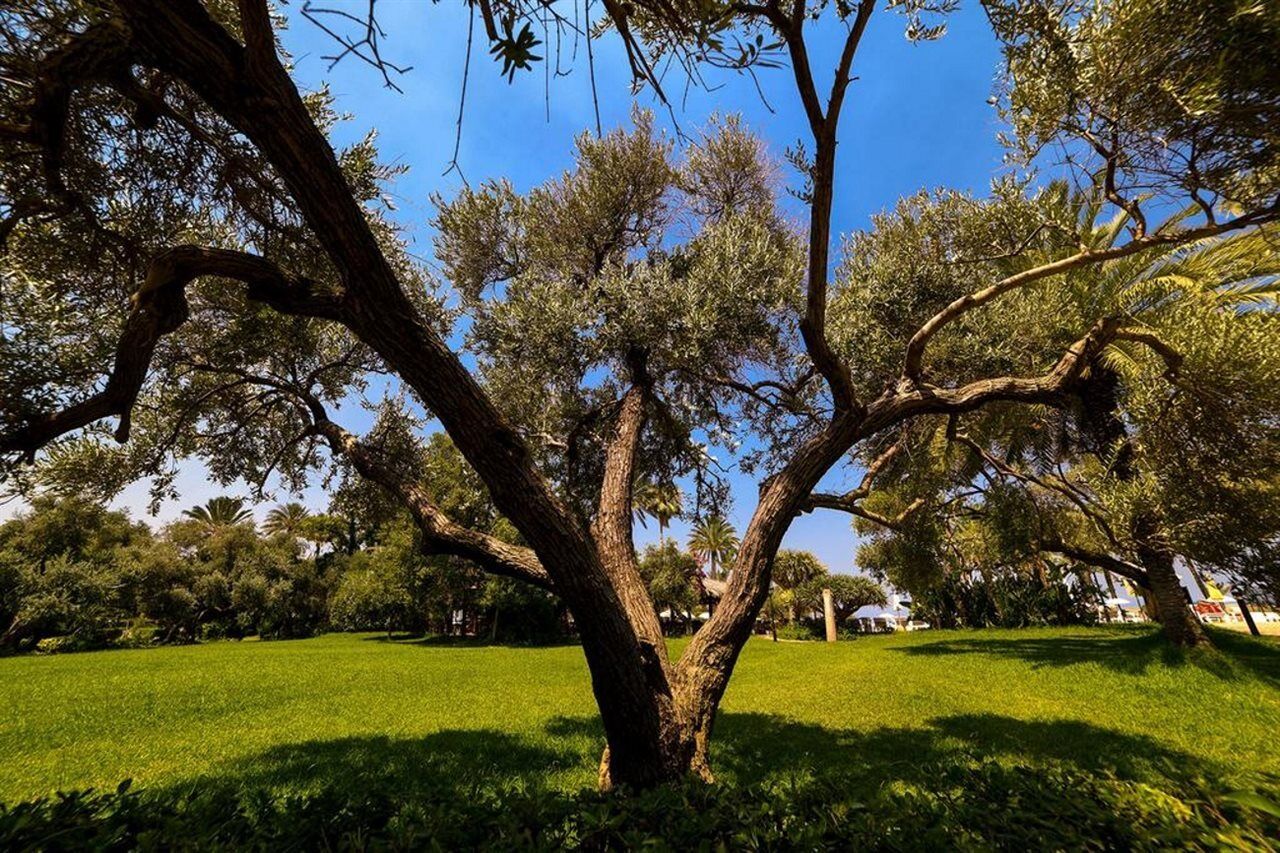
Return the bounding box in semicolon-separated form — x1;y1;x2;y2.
2;0;1277;786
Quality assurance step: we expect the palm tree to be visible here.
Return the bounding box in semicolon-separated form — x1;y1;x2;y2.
634;482;683;545
688;516;738;580
182;496;253;528
262;502;310;538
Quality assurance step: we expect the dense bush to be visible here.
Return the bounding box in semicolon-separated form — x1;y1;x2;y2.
328;560;412;634
910;570;1097;630
2;759;1275;851
638;541;703;634
480;576;566;643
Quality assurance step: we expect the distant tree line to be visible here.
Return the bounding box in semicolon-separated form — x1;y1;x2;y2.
2;451;1112;654
2;484;900;652
0;487;563;655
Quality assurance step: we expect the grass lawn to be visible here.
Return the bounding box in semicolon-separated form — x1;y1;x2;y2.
2;625;1279;805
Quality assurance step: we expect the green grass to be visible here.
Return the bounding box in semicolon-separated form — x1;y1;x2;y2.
1;626;1278;804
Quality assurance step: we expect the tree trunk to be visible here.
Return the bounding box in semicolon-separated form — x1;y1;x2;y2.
1;615;26;649
595;695;701;789
1237;597;1261;637
822;587;837;642
1136;541;1207;647
952;578;970;628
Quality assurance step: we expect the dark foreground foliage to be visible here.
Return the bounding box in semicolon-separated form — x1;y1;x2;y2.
4;757;1277;852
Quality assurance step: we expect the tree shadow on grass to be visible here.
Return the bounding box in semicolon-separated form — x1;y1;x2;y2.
18;715;1269;852
891;626;1280;687
163;728;592;801
182;710;1219;805
891;627;1177;674
711;711;1216;795
1204;627;1280;685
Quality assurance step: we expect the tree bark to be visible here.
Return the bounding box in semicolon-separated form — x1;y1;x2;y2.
1134;535;1206;647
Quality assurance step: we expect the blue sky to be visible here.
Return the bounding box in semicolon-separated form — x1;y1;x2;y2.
14;3;1015;574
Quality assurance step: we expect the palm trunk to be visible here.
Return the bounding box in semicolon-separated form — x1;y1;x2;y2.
1126;508;1207;647
1137;541;1206;647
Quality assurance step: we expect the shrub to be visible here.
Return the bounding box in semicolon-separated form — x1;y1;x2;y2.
1;760;1275;851
33;636;76;655
115;620;158;649
329;563;411;633
775;621;820;641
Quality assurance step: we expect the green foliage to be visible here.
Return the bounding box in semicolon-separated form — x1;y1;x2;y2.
773;621;822;641
687;515;738;580
328;559;412;634
432;111;802;504
633;481;684;539
0;496;147;649
771;549;827;591
637;541;701;629
480;576;565;644
2;628;1280;847
182;496;254;528
5;756;1276;851
0;495;480;651
907;569;1097;631
845;213;1280;622
0;44;427;507
794;573;886;622
987;0;1280;207
261;502;310;538
831;178;1080;391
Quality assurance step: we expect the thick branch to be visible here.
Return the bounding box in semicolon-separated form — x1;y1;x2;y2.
113;0;625;622
687;368;816;416
0;245;339;461
1113;329;1183;377
804;493;926;530
1040;539;1150;588
312;419;554;591
235;0;276;67
790;4;874;415
593;364;649;565
902;207;1279;382
22;20;135;199
873;317;1126;433
798;439;920;525
590;353;672;662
